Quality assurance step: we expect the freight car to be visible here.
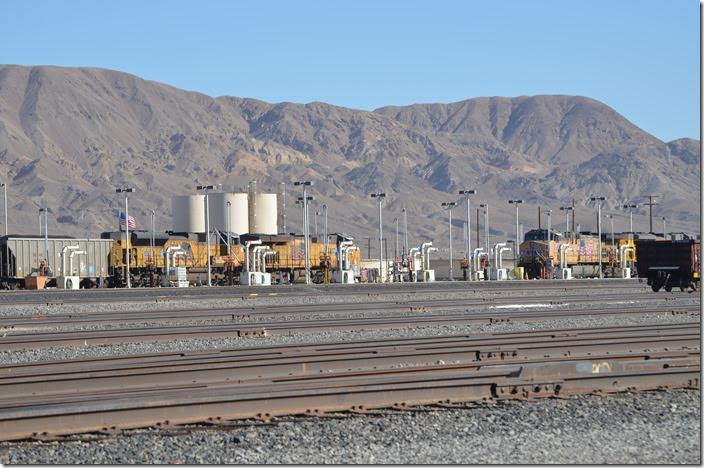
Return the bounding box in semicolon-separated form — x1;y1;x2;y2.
634;239;700;292
0;235;113;289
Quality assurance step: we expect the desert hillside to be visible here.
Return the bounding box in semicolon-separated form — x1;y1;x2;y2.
0;65;698;253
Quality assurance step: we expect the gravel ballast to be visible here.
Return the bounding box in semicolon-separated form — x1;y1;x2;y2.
0;390;699;464
0;283;698;463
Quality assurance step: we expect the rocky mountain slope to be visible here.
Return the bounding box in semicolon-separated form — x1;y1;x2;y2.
0;65;699;254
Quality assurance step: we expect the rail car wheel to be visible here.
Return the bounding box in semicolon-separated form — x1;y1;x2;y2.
651;283;661;292
664;284;672;292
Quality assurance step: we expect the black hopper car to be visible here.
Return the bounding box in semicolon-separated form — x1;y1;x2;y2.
635;239;700;292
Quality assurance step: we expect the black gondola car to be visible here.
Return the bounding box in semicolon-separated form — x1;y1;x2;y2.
635;239;700;292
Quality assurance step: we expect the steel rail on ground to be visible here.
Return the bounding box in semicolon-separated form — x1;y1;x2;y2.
0;322;698;441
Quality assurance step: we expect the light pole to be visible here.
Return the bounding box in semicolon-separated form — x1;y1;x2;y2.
623;203;638;233
1;183;6;278
150;209;155;265
480;204;489;256
459;190;476;279
442;201;457;280
1;183;6;236
294;181;313;285
371;193;386;283
295;198;305;247
394;217;399;260
560;206;573;240
297;195;315;282
226;201;232;255
314;210;319;238
196;184;216;286
546;209;552;241
39;207;49;274
589;196;606;279
607;214;615;247
402;207;408;258
322;204;328;259
508;200;524;261
115;187;134;288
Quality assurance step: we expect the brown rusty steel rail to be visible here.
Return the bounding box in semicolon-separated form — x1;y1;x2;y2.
0;323;698;441
0;323;698;399
0;302;698;350
0;291;687;329
0;278;651;306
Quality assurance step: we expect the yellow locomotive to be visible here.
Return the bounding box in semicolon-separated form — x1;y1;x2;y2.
102;231;360;286
518;230;637;279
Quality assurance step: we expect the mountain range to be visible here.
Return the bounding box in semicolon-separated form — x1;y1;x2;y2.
0;65;699;255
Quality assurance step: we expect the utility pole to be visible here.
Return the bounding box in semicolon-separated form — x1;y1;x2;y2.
371;193;386;282
571;198;576;235
459;189;476;280
441;201;457;280
643;195;658;233
662;217;667;237
546;209;552;241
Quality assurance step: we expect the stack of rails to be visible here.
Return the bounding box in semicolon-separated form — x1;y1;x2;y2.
0;323;699;441
0;302;698;350
1;292;694;328
0;278;649;306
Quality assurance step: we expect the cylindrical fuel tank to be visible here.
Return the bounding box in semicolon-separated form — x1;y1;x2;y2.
249;193;278;234
208;193;249;234
172;195;205;233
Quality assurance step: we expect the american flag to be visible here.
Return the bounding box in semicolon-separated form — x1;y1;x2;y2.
118;211;136;230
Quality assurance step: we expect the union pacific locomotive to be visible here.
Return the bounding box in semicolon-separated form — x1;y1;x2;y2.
0;231;361;289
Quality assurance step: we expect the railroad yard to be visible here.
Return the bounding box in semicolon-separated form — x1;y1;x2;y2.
0;279;700;464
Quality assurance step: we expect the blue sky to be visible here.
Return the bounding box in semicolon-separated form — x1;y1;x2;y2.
1;0;698;141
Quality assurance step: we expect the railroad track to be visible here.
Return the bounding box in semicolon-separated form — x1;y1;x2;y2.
0;322;698;441
0;301;698;350
0;278;649;306
0;289;682;329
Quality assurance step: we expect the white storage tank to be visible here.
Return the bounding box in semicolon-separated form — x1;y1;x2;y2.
172;195;206;233
249;193;278;234
208;192;249;234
